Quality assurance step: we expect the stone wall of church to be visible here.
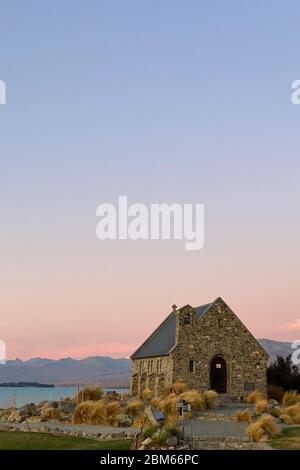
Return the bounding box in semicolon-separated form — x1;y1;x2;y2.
170;298;268;399
130;354;173;397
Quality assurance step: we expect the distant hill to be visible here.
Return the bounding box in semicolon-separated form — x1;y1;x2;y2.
0;356;131;387
258;338;295;365
0;340;296;386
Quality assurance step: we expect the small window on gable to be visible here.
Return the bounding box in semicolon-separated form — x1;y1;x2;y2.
184;313;191;324
189;358;195;373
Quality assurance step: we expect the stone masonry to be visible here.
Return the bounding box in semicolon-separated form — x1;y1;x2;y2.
130;297;268;399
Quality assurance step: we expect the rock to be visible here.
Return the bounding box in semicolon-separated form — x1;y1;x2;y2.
166;436;178;447
19;403;38;418
141;437;152;446
58;401;75;414
268;399;279;407
37;401;48;409
26;416;43;423
47;401;59;409
7;410;22;423
117;414;132;427
40;425;51;433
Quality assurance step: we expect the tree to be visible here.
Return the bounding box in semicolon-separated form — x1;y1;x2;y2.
267;355;300;391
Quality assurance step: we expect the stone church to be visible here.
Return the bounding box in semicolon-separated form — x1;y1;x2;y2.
130;297;268;399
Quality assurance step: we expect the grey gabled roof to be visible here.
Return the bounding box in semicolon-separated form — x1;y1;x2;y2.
131;302;212;359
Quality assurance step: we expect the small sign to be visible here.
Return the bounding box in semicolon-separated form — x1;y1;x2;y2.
216;363;221;368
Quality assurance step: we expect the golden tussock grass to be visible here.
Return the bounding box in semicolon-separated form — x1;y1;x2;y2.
282;391;300;407
41;407;62;419
255;399;269;414
125;399;144;417
160;394;178;415
141;387;153;401
235;409;251;423
279;403;300;424
166;380;189;396
280;413;294;425
75;385;104;403
180;390;205;411
105;401;121;426
246;414;280;442
246;390;265;404
202;390;218;409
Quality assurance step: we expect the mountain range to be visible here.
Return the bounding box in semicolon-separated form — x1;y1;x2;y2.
0;339;295;386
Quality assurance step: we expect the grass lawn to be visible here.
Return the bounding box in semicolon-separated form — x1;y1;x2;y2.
0;431;132;450
270;427;300;450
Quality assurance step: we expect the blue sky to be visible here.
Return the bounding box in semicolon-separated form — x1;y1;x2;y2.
0;1;300;358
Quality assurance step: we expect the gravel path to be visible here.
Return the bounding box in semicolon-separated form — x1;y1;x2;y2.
10;420;139;437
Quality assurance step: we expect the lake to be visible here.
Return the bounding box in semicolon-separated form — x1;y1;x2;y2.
0;386;129;408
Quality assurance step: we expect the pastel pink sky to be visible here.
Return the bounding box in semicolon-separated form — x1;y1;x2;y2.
1;2;300;360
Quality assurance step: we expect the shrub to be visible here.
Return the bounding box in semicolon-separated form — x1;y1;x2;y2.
180;390;205;411
125;399;144;417
160;394;177;415
75;385;103;403
133;413;150;429
143;424;160;439
246;414;280;442
73;401;95;424
246;390;265;404
166;426;181;439
141;387;153;401
105;401;121;426
282;391;300;407
267;384;285;402
255;400;269;415
41;407;62;419
281;403;300;418
150;398;162;409
166;380;189;396
203;390;218;409
235;409;251;423
153;430;171;447
280;413;294;424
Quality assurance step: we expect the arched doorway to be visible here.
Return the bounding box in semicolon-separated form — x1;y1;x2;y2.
210;356;227;393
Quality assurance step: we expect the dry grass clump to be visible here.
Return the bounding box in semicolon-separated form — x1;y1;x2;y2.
73;400;106;424
75;385;104;403
203;390;218;409
166;380;189;396
180;390;205;411
246;414;280;442
246;390;265;404
235;409;251;423
105;401;121;426
282;391;300;407
280;413;294;425
160;394;178;415
41;407;62;419
279;403;300;424
125;399;144;417
255;399;269;415
141;387;153;401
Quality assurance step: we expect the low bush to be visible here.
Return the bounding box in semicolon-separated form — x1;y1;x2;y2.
235;409;251;423
142;424;160;439
246;414;280;442
255;400;269;415
246;390;265;404
75;385;103;403
282;391;300;407
202;390;218;409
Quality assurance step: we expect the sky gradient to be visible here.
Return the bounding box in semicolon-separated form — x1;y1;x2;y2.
0;1;300;359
